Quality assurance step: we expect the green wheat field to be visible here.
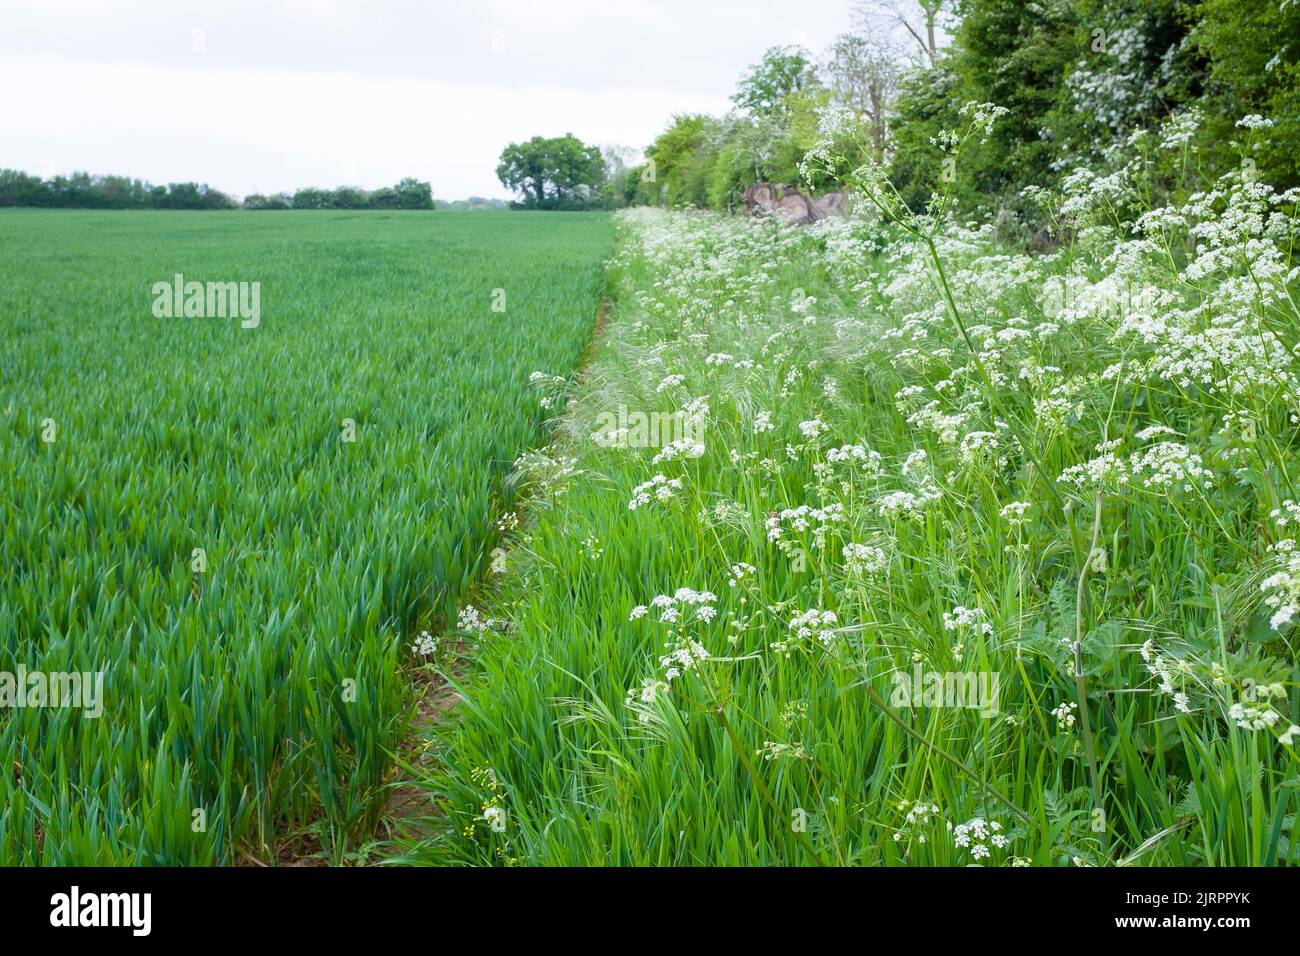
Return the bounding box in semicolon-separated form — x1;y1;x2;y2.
0;210;611;864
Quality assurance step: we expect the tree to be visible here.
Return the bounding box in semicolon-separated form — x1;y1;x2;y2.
951;0;1077;198
0;169;46;206
599;145;641;209
497;136;550;206
333;186;368;208
367;187;400;209
731;46;820;120
395;177;434;209
202;188;237;209
292;187;334;209
244;192;291;210
158;182;207;209
496;134;605;208
645;114;715;206
823;33;900;160
855;0;951;66
1193;0;1300;187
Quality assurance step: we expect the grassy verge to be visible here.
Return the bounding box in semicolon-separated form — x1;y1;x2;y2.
410;193;1300;866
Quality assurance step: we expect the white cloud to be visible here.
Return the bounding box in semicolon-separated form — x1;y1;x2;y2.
0;0;853;199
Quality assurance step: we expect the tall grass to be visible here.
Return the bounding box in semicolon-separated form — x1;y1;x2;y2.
408;153;1299;865
0;209;611;863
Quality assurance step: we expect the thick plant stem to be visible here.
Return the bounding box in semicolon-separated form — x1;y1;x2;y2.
1074;485;1107;852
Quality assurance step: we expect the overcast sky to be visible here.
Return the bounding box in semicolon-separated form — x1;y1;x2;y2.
0;0;859;200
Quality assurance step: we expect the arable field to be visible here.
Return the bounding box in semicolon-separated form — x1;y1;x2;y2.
0;209;612;864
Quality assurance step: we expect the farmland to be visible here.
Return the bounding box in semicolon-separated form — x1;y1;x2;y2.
0;209;612;864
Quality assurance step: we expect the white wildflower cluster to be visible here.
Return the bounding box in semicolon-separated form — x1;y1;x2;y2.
877;484;942;521
726;562;757;588
904;399;970;445
1139;640;1193;714
825;442;883;472
1136;424;1179;440
628;586;717;684
892;799;942;847
630;587;718;625
999;500;1032;526
771;608;839;656
627;473;684;511
957;101;1010;142
624;676;669;723
1260;538;1300;631
1051;700;1077;731
752;410;775;434
651;435;706;464
513;449;580;499
1160;107;1203;149
950;817;1009;861
842;543;889;577
1059;439;1212;492
458;604;496;635
527;370;568;410
798;417;829;440
958;430;1002;467
659;639;710;683
943;605;992;636
1127;442;1214;491
766;502;845;553
411;630;438;656
901;448;929;476
1228;695;1284;731
1261;500;1300;631
1235;114;1274;130
1223;684;1300;745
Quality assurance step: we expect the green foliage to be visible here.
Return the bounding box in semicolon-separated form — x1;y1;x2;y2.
1193;0;1300;188
0;171;433;212
244;192;292;210
950;0;1079;199
644;114;713;207
394;177;434;210
292;181;432;211
887;66;965;213
367;187;401;209
496;134;606;209
0;172;237;210
292;187;335;209
731;45;821;120
883;0;1296;221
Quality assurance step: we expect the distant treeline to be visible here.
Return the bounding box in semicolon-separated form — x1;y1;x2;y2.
0;170;437;210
